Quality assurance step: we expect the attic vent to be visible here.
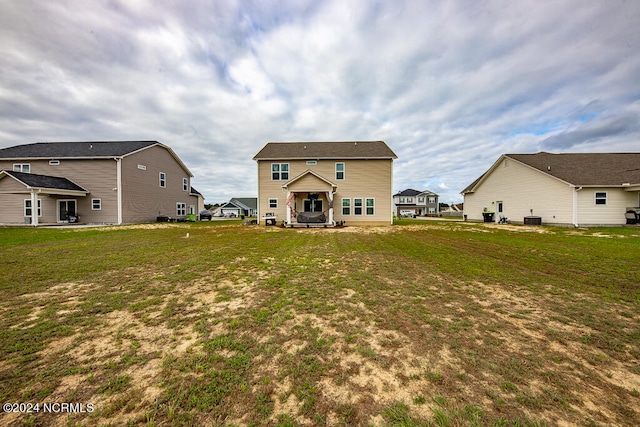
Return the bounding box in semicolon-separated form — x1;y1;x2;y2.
138;164;147;170
547;166;551;171
49;160;60;165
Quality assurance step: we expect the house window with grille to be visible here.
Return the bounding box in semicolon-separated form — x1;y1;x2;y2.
269;198;278;208
595;192;607;205
176;202;186;216
183;178;188;191
24;199;41;217
335;163;345;180
354;198;363;215
14;164;30;173
366;198;375;215
159;172;166;188
271;163;289;180
92;199;102;210
342;198;351;215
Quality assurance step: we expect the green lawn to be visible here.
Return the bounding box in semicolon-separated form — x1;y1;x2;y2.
0;220;638;426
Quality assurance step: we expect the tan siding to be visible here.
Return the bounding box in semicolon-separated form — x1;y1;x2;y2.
121;146;192;223
464;158;574;224
0;159;118;224
576;188;636;226
0;177;29;223
257;158;393;225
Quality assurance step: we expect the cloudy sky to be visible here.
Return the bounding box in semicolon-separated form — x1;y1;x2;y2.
1;0;639;204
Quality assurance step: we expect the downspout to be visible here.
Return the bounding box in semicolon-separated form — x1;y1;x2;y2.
573;186;582;227
115;157;123;225
31;189;38;227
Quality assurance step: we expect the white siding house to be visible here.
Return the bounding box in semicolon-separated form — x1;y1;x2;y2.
462;152;640;227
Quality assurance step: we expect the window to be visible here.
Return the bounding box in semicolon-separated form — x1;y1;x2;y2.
14;164;30;173
342;198;351;215
306;160;317;165
418;197;424;203
176;202;186;216
24;199;41;217
354;198;363;215
595;192;607;205
159;172;166;188
269;198;278;208
304;199;323;212
366;198;375;215
49;160;60;166
428;196;436;204
183;178;188;191
407;197;413;203
271;163;289;180
428;207;436;214
92;199;102;210
335;163;345;180
399;197;405;203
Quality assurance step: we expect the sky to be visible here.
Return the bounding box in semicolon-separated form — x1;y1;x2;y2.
1;0;639;205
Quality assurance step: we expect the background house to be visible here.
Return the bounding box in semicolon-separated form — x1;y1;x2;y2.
461;152;640;226
393;189;439;216
253;141;397;226
0;141;198;225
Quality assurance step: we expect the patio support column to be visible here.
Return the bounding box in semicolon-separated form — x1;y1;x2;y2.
327;191;334;225
286;191;292;225
31;189;38;227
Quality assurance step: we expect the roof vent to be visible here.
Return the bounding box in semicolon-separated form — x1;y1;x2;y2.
303;145;307;149
547;166;551;171
354;142;357;146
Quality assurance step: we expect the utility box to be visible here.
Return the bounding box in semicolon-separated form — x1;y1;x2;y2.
524;216;542;225
482;212;495;222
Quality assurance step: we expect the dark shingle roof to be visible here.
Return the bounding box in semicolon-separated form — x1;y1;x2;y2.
462;152;640;193
253;141;397;160
0;141;158;159
394;189;422;197
2;170;88;192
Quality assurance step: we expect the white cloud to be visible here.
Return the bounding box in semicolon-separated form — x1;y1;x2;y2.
1;0;639;204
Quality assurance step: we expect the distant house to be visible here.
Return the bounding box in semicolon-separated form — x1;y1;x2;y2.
230;198;257;216
0;141;199;225
253;141;397;226
393;189;439;216
461;152;640;226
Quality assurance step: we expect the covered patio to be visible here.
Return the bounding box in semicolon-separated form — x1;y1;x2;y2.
282;170;337;227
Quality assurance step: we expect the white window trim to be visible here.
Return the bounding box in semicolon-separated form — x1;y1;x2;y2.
594;191;607;205
176;202;186;216
366;198;375;215
24;199;42;217
91;198;102;210
183;177;188;191
49;160;60;166
159;172;166;188
269;198;278;208
342;198;351;215
335;162;345;180
354;198;363;215
14;164;30;173
271;163;289;181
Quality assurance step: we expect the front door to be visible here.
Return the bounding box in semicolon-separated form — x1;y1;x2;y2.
58;200;77;222
496;201;503;222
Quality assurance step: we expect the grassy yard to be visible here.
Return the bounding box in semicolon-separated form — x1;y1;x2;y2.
0;220;638;426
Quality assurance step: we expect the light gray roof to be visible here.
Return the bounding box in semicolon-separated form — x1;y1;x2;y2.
462;152;640;193
253;141;397;160
1;170;88;192
230;197;257;210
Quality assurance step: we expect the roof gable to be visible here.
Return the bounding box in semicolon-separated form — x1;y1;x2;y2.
283;169;337;190
230;197;257;210
253;141;397;160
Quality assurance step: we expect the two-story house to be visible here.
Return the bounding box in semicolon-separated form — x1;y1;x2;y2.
393;189;439;217
0;141;199;226
253;141;397;226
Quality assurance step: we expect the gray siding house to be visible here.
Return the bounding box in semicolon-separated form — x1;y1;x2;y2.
0;141;199;226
